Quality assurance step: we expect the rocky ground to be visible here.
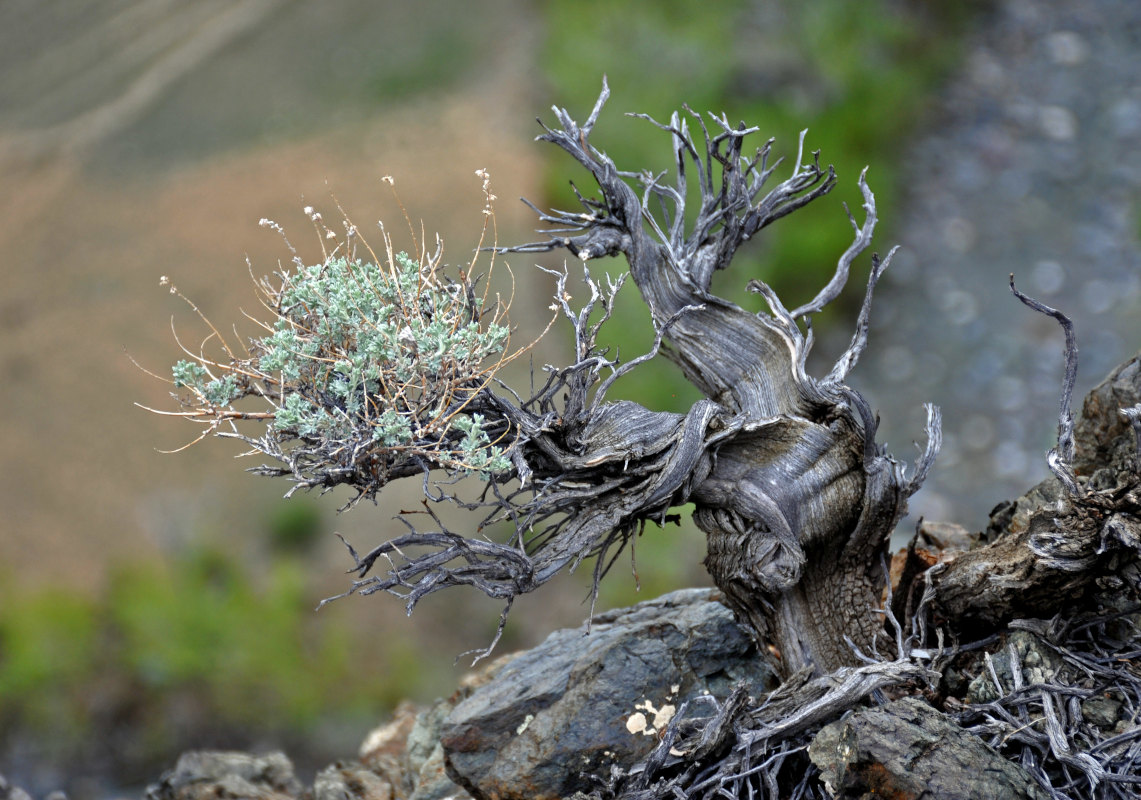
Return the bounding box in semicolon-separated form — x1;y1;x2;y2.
0;590;774;800
4;573;1134;799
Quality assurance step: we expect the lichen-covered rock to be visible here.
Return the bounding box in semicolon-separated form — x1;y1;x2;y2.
144;751;302;800
405;701;476;800
964;630;1063;704
439;588;775;800
808;696;1050;799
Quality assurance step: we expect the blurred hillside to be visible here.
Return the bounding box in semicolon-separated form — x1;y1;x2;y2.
0;1;566;792
0;0;549;593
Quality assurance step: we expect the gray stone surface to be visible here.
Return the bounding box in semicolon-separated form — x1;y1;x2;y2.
312;761;405;800
808;696;1051;799
439;588;775;800
406;703;476;800
143;751;302;800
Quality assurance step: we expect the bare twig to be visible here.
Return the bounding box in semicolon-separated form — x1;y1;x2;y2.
1010;274;1081;497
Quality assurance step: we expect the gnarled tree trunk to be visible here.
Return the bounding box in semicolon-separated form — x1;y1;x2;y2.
505;82;938;676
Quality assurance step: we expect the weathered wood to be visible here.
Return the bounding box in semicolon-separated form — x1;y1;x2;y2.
930;353;1141;633
503;80;940;676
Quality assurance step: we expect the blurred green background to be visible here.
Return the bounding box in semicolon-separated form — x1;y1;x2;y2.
0;0;982;795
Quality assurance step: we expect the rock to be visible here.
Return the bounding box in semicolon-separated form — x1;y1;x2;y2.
808;696;1051;799
357;658;512;800
1081;695;1122;730
439;587;775;800
312;762;394;800
358;700;420;796
405;702;476;800
144;751;303;800
965;630;1063;704
360;700;420;766
0;774;35;800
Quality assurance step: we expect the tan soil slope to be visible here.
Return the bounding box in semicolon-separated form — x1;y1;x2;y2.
0;1;547;594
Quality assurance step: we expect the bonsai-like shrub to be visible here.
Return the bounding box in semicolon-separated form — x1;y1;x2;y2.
145;82;1141;798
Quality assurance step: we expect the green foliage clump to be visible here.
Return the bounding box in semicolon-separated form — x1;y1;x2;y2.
105;551;337;727
150;178;533;497
256;252;508;468
172;359;208;390
0;591;99;735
